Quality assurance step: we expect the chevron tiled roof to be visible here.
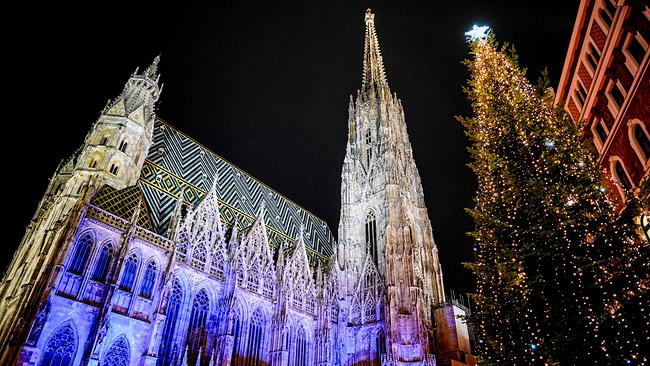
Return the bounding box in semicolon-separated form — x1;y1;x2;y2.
137;118;335;263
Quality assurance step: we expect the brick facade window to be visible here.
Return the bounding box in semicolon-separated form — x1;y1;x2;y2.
586;41;601;71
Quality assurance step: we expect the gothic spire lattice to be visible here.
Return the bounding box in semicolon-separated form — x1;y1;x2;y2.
362;9;388;91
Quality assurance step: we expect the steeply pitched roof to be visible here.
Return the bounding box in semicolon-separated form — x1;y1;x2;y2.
91;185;155;231
137;118;335;262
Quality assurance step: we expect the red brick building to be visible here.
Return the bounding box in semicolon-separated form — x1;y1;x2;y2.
555;0;649;210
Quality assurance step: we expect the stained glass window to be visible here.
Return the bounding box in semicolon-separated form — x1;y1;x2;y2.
245;308;265;365
294;326;308;366
39;325;76;366
139;261;157;299
119;254;138;291
102;336;129;366
231;306;243;365
69;234;93;274
157;280;183;366
92;245;113;282
187;290;210;361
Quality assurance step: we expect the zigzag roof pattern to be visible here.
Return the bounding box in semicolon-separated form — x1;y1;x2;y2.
137;118;335;263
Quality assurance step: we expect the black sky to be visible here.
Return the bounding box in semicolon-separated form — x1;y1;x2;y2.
5;1;579;294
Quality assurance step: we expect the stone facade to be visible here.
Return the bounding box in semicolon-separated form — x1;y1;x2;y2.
0;10;471;366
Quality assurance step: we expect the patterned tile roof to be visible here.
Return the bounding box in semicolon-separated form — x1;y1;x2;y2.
91;185;155;231
137;118;335;262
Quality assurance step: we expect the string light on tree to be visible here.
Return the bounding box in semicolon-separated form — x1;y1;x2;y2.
459;29;649;365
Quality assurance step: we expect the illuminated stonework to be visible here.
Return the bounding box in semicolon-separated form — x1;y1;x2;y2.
0;9;471;366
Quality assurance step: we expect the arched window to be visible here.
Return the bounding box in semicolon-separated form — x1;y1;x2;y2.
68;234;93;274
92;244;113;282
231;306;243;365
118;254;138;291
187;290;210;363
109;164;119;176
376;331;386;363
599;0;616;28
118;141;128;153
103;336;130;366
157;280;183;366
100;136;109;146
192;243;207;270
631;122;650;162
365;129;373;167
39;324;76;366
139;261;157;299
613;160;633;192
364;297;376;322
365;211;378;264
90;159;98;169
294;326;308;366
246;308;265;365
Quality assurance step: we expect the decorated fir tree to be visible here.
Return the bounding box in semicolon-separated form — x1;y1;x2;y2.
459;28;649;365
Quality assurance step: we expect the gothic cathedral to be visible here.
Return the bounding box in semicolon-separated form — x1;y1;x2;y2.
0;10;472;366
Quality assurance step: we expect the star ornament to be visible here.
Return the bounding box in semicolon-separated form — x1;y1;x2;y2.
465;25;490;41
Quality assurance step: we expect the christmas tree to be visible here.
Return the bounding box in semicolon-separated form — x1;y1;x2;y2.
459;28;649;365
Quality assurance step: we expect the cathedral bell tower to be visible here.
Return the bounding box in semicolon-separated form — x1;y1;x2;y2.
338;10;445;365
37;56;161;219
0;57;161;360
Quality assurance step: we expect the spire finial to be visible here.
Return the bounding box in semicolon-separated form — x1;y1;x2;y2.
362;9;388;92
365;8;374;23
145;54;161;79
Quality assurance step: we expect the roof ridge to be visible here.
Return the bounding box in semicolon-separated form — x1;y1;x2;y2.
154;117;335;237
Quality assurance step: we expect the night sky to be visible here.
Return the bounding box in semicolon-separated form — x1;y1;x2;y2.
6;1;579;294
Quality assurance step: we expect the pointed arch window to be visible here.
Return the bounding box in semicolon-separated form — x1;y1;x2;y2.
103;336;130;366
245;308;265;364
90;159;98;169
91;244;113;282
365;129;373;167
139;261;157;299
187;290;210;363
365;211;378;264
119;254;138;292
631;122;650;162
157;280;183;366
613;159;633;193
364;297;377;322
376;331;386;363
293;326;308;366
100;136;109;146
39;325;76;366
231;306;243;365
68;234;93;274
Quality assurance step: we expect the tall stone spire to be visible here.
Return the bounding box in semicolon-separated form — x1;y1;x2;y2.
145;54;161;80
335;9;446;365
362;9;388;92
